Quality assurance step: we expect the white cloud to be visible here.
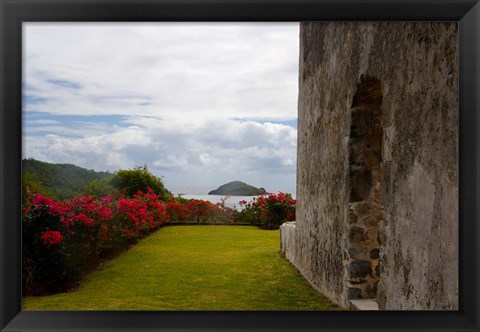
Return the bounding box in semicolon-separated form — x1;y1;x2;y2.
25;117;297;191
28;119;60;125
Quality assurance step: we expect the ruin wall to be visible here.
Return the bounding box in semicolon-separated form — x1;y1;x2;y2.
292;22;458;310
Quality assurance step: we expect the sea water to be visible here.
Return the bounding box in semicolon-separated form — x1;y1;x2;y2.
177;194;261;211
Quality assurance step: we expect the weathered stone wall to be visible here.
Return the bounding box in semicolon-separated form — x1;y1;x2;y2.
292;22;458;310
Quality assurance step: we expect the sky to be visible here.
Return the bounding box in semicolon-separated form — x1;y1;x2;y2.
23;23;299;194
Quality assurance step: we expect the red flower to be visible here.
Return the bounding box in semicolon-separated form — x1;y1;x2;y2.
239;200;248;205
33;194;60;215
256;196;266;205
40;230;63;247
100;195;114;203
97;205;114;221
74;213;94;227
33;194;55;207
22;206;31;216
60;217;75;227
123;228;134;238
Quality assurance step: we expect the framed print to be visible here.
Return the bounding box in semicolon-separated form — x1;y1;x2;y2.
1;0;479;331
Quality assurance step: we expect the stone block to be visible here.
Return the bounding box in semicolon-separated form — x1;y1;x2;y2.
350;167;372;201
348;287;362;299
349;226;368;242
348;243;366;258
349;259;373;278
364;215;381;227
370;248;380;259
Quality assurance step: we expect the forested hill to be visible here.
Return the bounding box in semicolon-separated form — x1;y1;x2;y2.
208;181;268;196
22;158;113;199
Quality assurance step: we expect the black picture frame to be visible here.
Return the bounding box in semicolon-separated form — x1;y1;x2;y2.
1;0;479;331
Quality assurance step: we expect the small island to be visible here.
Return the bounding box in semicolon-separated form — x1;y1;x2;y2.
208;181;268;196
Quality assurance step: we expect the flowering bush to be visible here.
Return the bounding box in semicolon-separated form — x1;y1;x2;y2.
234;192;296;229
186;199;214;222
166;201;190;221
115;189;169;240
22;188;242;294
39;230;63;247
22;188;168;294
23;188;70;293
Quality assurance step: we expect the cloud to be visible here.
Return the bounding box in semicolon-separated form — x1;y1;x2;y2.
24;23;299;120
23;23;299;192
27;119;60;125
24;117;297;191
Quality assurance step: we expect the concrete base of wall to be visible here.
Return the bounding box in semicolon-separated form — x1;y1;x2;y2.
349;299;379;310
280;222;297;265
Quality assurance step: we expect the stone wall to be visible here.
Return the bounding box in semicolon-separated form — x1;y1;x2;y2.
287;22;458;310
346;76;383;300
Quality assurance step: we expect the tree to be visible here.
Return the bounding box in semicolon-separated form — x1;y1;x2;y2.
111;165;171;200
85;176;116;197
22;172;56;200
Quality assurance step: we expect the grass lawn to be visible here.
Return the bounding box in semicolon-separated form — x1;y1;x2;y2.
23;225;343;310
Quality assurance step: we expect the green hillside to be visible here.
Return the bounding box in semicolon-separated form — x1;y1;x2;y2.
22;158;113;199
208;181;268;196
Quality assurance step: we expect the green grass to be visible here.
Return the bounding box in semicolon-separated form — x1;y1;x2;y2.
23;226;343;310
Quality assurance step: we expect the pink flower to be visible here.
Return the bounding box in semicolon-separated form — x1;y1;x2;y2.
74;213;94;227
97;206;114;221
40;230;63;247
33;194;60;215
100;195;114;203
33;194;55;207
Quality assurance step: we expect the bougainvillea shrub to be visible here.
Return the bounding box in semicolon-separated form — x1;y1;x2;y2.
22;188;169;294
23;189;69;293
165;201;191;222
235;192;296;229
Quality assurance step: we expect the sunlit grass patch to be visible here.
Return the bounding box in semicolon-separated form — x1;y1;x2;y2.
23;226;343;310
